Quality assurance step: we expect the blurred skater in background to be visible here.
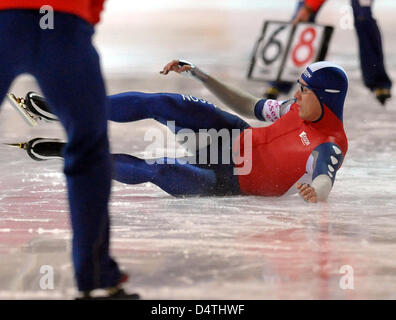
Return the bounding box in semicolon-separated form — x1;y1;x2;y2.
264;0;392;106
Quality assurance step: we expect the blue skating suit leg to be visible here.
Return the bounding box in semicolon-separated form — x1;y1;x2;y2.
0;10;122;292
108;92;250;196
351;0;392;90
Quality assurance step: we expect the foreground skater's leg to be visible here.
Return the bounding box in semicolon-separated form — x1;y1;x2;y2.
34;13;126;296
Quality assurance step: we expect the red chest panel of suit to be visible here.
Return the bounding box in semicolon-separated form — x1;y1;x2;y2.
234;103;347;196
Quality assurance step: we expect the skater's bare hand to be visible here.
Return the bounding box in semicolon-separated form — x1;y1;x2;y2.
292;5;314;25
160;60;192;75
296;183;318;203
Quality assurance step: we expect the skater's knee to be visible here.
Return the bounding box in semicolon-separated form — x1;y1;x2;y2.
156;92;183;106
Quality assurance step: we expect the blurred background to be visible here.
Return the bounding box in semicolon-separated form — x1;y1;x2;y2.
96;0;396;79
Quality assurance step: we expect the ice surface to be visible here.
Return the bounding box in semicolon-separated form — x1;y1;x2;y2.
0;0;396;299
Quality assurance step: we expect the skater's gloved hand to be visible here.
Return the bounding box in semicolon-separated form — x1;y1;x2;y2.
296;183;318;203
160;59;209;83
160;60;193;75
292;4;315;25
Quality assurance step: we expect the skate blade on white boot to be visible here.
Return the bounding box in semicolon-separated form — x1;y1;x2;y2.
7;93;38;127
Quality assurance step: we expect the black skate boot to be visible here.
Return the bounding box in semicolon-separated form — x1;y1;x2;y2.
6;138;66;161
7;92;58;126
374;88;391;106
76;273;140;300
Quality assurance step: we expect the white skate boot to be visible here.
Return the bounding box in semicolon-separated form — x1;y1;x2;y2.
7;91;58;126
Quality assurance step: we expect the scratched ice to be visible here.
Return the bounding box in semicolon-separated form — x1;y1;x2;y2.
0;0;395;299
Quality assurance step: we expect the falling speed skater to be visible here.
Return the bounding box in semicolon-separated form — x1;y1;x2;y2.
8;59;348;204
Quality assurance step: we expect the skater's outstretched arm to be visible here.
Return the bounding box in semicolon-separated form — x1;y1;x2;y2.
161;60;262;119
15;58;285;125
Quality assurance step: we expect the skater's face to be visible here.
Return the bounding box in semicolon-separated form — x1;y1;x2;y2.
294;78;322;122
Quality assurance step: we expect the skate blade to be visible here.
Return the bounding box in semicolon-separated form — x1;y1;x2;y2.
7;93;38;127
3;143;27;149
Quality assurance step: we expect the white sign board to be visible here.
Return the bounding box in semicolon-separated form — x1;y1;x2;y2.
248;21;333;83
